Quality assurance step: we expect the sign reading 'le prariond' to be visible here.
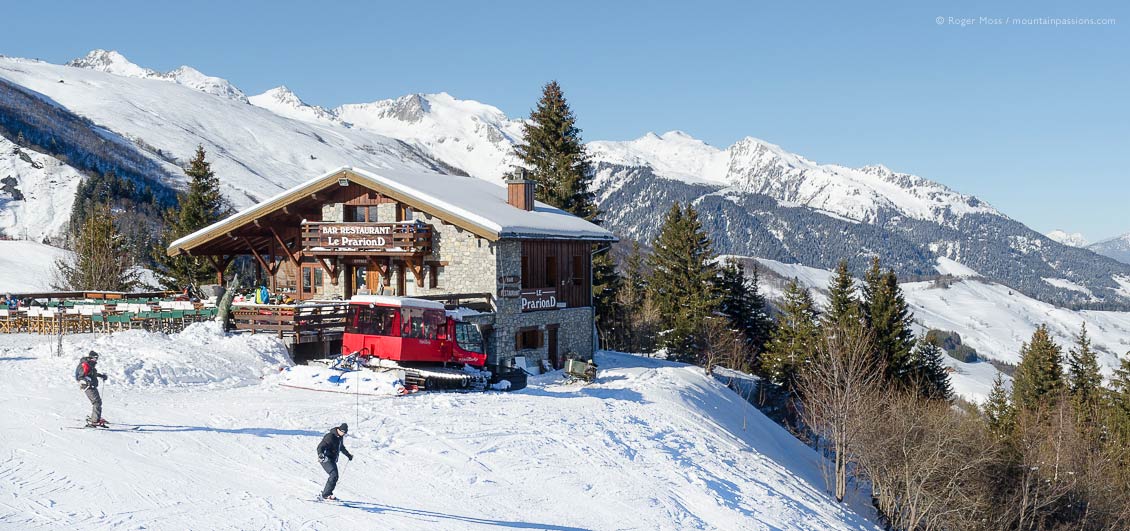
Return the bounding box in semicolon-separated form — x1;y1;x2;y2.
520;288;560;312
309;223;394;250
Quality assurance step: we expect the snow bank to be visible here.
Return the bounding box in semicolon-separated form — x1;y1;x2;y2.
277;364;405;396
25;322;292;389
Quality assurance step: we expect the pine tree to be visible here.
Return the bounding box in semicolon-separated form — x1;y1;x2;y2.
762;279;820;389
824;259;862;329
862;260;917;383
514;81;597;220
1108;355;1130;442
910;339;953;401
1010;325;1066;412
54;202;139;291
154;146;230;289
983;372;1015;439
647;202;721;363
515;81;620;342
714;258;774;362
1067;323;1102;411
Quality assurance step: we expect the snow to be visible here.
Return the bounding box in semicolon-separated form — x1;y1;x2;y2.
934;257;979;278
0;136;84;242
0;240;69;292
942;356;1010;405
1045;229;1088;247
589;131;731;185
0;329;879;530
0;54;456;212
1041;277;1093;297
66;49;248;102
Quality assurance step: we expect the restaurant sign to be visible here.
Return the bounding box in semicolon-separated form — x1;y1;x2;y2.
306;223;396;251
520;288;560;312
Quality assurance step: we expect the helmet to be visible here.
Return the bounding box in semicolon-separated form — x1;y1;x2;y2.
87;351;99;360
337;423;348;434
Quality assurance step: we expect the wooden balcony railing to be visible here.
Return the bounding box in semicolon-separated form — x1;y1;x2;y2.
300;221;432;256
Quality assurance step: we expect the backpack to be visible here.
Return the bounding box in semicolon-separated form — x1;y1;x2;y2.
74;358;91;380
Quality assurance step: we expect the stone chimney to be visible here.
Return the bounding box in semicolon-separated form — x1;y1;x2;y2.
507;169;535;211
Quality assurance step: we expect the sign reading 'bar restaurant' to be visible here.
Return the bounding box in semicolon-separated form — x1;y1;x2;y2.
304;222;404;251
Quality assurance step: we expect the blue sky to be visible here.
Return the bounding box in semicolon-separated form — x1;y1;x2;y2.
3;1;1127;239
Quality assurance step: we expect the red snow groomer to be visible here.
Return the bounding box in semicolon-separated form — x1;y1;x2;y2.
342;295;490;390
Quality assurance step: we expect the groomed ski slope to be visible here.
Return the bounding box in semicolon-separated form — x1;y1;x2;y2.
0;324;877;530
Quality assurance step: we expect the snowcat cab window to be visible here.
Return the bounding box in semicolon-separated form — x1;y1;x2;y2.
455;322;484;354
424;309;446;340
347;305;399;336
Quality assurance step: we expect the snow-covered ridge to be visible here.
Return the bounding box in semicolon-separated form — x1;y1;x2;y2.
0;136;83;241
1089;233;1130;265
67;49;248;102
248;85;338;124
335;92;526;181
591;132;1003;227
1046;229;1088;247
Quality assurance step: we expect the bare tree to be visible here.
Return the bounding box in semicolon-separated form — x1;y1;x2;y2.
795;322;883;502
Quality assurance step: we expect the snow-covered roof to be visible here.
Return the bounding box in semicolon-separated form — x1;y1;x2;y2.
349;295;446;309
168;166;615;256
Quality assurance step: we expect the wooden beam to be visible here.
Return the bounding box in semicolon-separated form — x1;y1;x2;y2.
242;238;272;274
316;257;339;286
269;227;301;268
408;256;425;287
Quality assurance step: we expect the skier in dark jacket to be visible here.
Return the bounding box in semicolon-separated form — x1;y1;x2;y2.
75;351;108;427
316;423;353;500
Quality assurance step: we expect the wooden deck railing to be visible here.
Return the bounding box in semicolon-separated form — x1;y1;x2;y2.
230;303;349;344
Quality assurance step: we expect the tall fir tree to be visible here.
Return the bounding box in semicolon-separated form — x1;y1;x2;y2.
1067;323;1102;411
1010;325;1066;411
515;81;597;219
823;260;862;329
54;202;139;291
1108;355;1130;442
983;372;1015;439
154;146;230;289
761;279;820;389
909;339;953;401
713;258;774;361
515;81;620;343
647;202;721;363
862;260;917;383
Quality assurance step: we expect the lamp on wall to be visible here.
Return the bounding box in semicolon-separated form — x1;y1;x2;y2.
337;177;350;187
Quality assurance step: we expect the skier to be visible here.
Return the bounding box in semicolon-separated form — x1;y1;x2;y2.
75;351;108;427
316;423;353;500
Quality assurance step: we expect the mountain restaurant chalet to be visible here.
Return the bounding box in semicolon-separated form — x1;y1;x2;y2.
166;166;616;372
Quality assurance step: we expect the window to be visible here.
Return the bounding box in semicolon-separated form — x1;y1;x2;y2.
429;264;440;289
545;256;557;288
368;206;379;222
346;305;399;336
571;255;584;285
515;327;542;350
455;322;484;354
521;256;530;288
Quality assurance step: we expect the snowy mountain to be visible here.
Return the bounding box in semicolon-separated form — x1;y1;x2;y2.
1089;233;1130;265
248;85;339;124
1046;229;1088;247
67;49;248;102
591;132;1000;227
0;53;460;231
748;256;1130;403
0;326;879;530
591;133;1130;310
335;92;525;181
